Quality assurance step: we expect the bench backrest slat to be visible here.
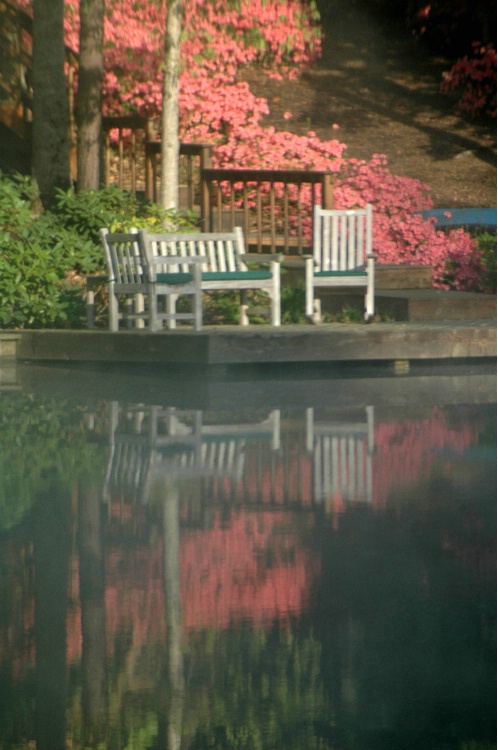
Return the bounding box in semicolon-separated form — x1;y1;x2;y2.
143;227;247;274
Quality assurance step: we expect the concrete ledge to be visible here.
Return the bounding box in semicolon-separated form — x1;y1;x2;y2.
0;333;21;359
10;320;497;366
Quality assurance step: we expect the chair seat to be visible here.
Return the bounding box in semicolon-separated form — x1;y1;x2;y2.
202;270;272;282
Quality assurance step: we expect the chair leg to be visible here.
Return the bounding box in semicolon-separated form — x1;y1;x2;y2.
193;286;203;332
364;284;375;321
240;290;249;326
312;298;322;324
167;293;177;330
109;291;119;332
305;259;315;320
149;288;158;331
134;293;145;329
271;263;281;326
124;297;134;328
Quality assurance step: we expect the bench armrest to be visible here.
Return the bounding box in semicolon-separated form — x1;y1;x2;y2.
240;253;282;264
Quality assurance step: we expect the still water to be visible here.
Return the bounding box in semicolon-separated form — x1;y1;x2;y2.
0;362;496;750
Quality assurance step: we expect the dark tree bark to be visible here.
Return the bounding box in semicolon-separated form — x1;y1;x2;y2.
32;0;71;206
77;0;105;190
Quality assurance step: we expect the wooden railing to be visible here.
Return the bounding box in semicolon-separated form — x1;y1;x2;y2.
201;167;334;254
102;121;335;255
145;139;213;211
102;114;156;195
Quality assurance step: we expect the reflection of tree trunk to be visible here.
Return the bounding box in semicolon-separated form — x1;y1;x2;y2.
78;483;108;746
33;479;71;750
161;481;185;750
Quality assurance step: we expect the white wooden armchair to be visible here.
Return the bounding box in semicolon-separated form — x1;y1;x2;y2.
100;228;204;331
305;204;376;322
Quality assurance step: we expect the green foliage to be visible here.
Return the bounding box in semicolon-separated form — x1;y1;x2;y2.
0;394;108;531
186;627;325;749
0;173;198;329
327;304;364;323
475;231;496;293
281;282;306;324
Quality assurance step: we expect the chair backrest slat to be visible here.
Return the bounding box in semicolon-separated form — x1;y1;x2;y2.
100;229;143;284
313;204;373;272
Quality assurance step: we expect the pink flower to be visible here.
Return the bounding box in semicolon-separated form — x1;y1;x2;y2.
283;111;292;120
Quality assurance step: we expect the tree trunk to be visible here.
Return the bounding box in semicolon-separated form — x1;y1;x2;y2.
32;0;71;207
160;0;183;210
77;0;105;191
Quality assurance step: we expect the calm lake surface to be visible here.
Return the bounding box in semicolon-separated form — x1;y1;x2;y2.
0;362;496;750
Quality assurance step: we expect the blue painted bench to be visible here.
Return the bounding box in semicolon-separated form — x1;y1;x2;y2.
417;207;497;229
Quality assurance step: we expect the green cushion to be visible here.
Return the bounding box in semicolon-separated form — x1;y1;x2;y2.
202;271;272;281
315;269;367;278
155;272;194;284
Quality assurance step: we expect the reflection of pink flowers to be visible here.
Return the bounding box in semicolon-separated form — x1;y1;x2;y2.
283;111;292;120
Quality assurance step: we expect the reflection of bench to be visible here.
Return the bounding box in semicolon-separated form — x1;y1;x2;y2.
139;227;281;326
102;403;281;503
305;204;375;323
306;406;375;505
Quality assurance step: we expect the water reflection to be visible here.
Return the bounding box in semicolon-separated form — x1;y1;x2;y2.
0;365;495;750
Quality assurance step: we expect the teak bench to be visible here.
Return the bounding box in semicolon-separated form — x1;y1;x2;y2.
139;226;282;327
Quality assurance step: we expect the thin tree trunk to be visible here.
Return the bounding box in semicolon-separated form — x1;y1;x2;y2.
32;0;71;206
77;0;105;190
160;0;183;210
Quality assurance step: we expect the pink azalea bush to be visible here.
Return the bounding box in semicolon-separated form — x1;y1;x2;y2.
441;42;497;119
16;0;486;290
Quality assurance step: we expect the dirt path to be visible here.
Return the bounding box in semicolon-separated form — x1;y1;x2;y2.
240;0;496;208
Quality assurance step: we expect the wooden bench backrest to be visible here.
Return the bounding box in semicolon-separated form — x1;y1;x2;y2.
141;226;247;274
313;204;373;272
100;229;144;284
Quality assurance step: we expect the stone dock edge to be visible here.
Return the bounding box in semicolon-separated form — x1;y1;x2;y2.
1;320;496;366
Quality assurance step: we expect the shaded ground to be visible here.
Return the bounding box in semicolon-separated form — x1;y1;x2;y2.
240;0;496;208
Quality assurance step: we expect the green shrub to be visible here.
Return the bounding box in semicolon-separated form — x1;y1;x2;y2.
0;172;197;329
476;231;497;293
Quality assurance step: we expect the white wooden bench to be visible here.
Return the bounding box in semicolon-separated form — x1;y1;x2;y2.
100;228;204;331
305;204;376;322
139;226;282;327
